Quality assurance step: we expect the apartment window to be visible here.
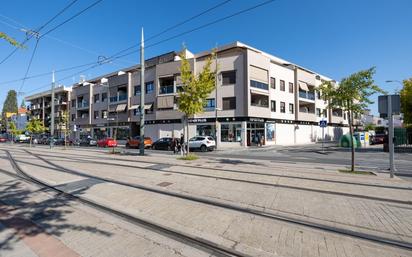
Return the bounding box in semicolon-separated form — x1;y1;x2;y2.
270;77;276;89
145;81;154;94
280;102;285;113
323;109;328;117
204;98;215;111
71;114;75;121
344;112;347;120
316;108;321;117
94;111;99;119
271;100;276;112
222;70;236;85
159;77;174;94
316;90;321;99
280;80;285;91
289;82;294;93
94;94;100;103
102;93;107;102
134;85;141;96
222;97;236;110
101;110;108;119
289;103;294;114
251;93;269;108
250;80;269;90
71;100;76;108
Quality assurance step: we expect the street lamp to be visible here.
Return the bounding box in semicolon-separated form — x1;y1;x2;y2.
385;80;403;94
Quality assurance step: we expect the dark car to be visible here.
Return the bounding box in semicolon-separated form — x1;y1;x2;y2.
77;138;97;147
372;133;386;145
151;137;175;150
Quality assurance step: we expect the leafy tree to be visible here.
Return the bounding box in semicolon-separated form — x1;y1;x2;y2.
178;47;216;154
320;67;385;172
20;99;26;108
8;121;20;143
2;90;18;116
26;119;44;147
57;110;70;149
400;78;412;124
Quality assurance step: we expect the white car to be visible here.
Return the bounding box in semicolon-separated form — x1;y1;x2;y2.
188;136;216;152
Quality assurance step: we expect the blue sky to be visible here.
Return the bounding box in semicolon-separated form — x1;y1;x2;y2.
0;0;411;115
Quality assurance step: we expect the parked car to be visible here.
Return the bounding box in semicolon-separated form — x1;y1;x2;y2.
188;136;216;152
126;136;152;149
55;138;74;146
0;136;8;142
151;137;174;150
372;133;386;145
14;134;30;143
76;137;97;147
97;138;118;147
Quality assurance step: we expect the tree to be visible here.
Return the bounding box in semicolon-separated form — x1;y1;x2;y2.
400;78;412;125
178;47;216;155
2;90;18;116
320;67;385;172
20;99;26;108
26;119;45;147
58;110;70;149
8;121;19;143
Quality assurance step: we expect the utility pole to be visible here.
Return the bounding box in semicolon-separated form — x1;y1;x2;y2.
139;27;145;155
214;49;219;150
50;70;55;149
388;95;395;178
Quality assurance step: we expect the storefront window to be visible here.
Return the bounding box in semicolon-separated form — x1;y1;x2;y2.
93;128;107;139
221;123;241;142
114;127;130;140
266;123;275;141
196;125;215;138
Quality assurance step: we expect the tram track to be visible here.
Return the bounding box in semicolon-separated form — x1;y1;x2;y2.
5;148;411;251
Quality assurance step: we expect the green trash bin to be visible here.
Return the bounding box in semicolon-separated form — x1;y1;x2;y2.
340;134;360;148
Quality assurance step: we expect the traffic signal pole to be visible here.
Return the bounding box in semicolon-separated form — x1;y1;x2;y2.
139;28;145;156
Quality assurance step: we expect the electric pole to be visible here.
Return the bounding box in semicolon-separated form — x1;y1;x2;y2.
139;27;145;155
50;70;55;149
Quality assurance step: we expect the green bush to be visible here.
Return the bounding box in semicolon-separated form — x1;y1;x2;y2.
178;153;199;161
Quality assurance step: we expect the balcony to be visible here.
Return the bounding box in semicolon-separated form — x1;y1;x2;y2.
299;90;315;101
299;111;316;121
77;101;89;109
109;94;128;103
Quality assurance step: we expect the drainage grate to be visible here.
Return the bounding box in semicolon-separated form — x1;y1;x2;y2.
157;182;173;187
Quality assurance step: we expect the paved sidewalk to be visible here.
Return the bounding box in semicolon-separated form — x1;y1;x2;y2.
7;146;412;257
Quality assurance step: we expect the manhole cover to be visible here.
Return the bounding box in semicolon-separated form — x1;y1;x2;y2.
157;182;173;187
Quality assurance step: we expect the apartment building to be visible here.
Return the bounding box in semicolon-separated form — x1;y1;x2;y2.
25;86;71;137
27;41;350;146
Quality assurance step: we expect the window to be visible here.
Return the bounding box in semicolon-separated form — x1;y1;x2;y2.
251;93;269;108
280;80;285;91
221;70;236;85
280;102;285;113
134;85;141;96
316;90;321;99
270;77;276;89
344;112;347;120
221;123;241;142
71;114;75;121
101;110;108;119
289;103;294;114
289;82;294;93
323;109;328;117
204;98;215;111
250;80;268;90
159;77;174;94
145;81;154;94
222;97;236;110
316;108;321;117
71;100;76;108
94;94;100;103
271;100;276;112
133;109;140;116
196;125;215;137
102;93;107;102
94;111;99;119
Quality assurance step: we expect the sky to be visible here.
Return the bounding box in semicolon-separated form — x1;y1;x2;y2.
0;0;411;115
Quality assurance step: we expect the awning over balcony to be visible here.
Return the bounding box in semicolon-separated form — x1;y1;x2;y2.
116;103;127;112
157;95;174;108
129;105;139;110
250;89;269;95
299;81;309;91
144;103;153;110
108;104;117;112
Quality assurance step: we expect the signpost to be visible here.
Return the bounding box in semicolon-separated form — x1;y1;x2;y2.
378;94;401;178
319;119;327;153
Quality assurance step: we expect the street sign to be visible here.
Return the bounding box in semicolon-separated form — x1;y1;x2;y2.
378;95;400;118
319;120;327;128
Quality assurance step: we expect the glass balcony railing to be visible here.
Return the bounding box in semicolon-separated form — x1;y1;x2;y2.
299;91;315;100
118;94;127;101
109;94;128;102
77;101;89;108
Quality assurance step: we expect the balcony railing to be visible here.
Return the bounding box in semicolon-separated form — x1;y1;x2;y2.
159;85;174;95
299;91;315;100
109;94;128;103
77;101;89;108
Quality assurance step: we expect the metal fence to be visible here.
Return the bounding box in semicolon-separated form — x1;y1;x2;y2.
394;128;412;152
